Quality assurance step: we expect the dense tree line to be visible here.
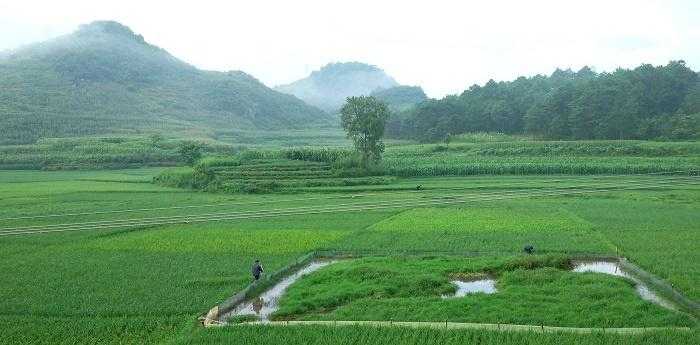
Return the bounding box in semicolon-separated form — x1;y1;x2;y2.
388;61;699;141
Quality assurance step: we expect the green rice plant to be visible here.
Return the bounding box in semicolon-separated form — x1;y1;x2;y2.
273;256;692;328
283;147;352;163
1;169;697;345
183;325;698;345
451;132;533;143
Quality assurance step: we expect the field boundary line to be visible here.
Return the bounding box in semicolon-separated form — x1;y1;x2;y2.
229;320;691;334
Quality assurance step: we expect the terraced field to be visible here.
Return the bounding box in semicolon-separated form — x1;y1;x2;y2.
209;159;389;191
155;158;393;193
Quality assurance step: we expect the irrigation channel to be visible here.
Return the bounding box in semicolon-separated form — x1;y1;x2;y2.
203;255;694;334
1;174;699;237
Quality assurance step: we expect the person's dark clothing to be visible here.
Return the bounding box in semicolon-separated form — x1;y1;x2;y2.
252;262;264;280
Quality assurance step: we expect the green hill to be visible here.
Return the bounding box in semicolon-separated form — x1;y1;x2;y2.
0;21;330;144
275;62;400;112
371;85;428;111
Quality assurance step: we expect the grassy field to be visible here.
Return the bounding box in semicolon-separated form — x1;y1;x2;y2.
184;325;699;345
0;165;698;344
274;256;691;327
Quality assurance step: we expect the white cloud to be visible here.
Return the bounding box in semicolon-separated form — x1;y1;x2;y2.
0;0;697;97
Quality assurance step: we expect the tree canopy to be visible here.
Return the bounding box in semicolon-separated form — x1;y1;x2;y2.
388;61;699;141
340;96;390;166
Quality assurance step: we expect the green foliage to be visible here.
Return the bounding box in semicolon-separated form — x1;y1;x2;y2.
151;167;199;188
331;153;386;177
451;132;532;143
0;136;231;170
178;141;204;165
183;324;697;345
390;62;699;141
382;140;700;176
282;147;352;163
155;156;394;193
340;96;390;166
0;21;330;145
274;256;691;327
371;85;428;111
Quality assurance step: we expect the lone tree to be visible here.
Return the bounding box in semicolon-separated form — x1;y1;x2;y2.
340;96;390;167
177;140;204;165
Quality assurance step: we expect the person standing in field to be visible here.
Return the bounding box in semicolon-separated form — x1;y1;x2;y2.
252;260;264;281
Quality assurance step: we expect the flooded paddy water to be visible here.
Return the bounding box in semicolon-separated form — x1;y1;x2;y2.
218;258;681;325
572;260;677;310
442;260;677;311
223;261;336;322
442;278;497;298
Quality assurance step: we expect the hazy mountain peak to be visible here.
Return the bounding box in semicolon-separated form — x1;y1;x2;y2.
311;62;387;76
275;61;400;112
76;21;139;38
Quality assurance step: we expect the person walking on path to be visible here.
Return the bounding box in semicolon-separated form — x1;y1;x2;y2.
252;260;264;281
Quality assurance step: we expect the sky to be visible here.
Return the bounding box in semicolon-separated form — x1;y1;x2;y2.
1;0;698;98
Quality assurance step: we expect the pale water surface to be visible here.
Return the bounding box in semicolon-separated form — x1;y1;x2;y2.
442;278;497;298
224;261;336;322
572;261;676;310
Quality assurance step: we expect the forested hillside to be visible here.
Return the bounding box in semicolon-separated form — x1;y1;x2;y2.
0;21;330;145
275;62;399;112
388;62;699;141
371;86;427;111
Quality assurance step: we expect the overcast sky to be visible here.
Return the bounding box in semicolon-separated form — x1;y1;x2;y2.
1;0;698;98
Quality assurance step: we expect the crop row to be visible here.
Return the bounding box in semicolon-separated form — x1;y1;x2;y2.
413;140;700;157
215;171;334;179
213;176;394;193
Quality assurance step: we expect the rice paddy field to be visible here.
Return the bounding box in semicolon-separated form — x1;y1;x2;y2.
1;140;699;345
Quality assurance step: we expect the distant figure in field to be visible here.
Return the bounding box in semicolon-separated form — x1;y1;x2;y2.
416;184;422;190
252;260;264;281
523;245;534;254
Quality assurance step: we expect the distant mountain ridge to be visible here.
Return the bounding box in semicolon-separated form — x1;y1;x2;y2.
0;21;330;144
275;62;400;112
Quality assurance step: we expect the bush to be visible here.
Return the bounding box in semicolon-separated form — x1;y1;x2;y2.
332;153;386;177
152;167;198;188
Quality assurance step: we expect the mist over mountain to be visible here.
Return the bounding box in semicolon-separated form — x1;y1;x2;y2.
0;21;330;144
371;86;428;111
275;62;400;113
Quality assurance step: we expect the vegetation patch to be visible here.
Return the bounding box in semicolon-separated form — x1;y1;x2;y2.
1;170;697;344
272;256;693;328
184;323;698;345
153;146;394;193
